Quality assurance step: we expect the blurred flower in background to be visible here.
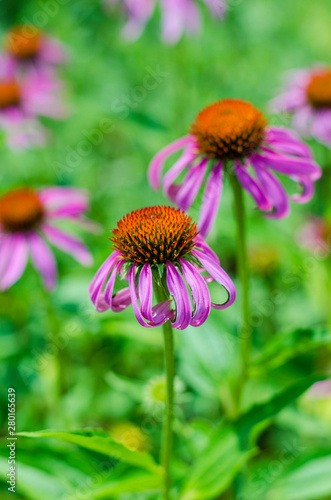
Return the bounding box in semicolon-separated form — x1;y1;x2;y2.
271;66;331;147
149;99;322;237
110;421;150;452
298;215;331;256
0;187;94;291
0;66;68;149
142;374;186;413
4;25;67;75
104;0;226;44
300;379;331;427
0;25;68;150
89;206;235;329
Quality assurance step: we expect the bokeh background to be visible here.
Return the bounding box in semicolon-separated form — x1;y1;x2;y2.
1;0;331;498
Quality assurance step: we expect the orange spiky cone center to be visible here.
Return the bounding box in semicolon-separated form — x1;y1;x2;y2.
307;70;331;108
110;206;198;264
5;25;41;59
190;99;267;159
0;188;44;232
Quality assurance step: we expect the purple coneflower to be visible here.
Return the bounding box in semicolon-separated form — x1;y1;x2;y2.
0;187;93;291
270;66;331;147
0;63;67;149
149;99;321;237
105;0;226;44
89;206;235;329
4;25;67;74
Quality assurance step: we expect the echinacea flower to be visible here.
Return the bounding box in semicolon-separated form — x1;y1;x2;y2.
149;99;322;237
270;66;331;147
0;62;67;149
4;25;67;74
89;206;235;329
0;187;93;291
105;0;226;44
298;216;331;256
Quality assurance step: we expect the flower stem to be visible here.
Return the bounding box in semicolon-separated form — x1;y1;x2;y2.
229;173;250;415
161;319;175;500
155;283;175;500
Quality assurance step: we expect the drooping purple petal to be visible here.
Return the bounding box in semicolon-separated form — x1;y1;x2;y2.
163;147;197;199
251;159;290;219
175;158;208;211
311;108;331;145
128;264;173;327
42;223;93;266
0;233;29;291
198;161;223;237
111;287;132;312
138;263;154;321
254;150;321;180
148;135;193;190
0;234;14;279
192;249;236;309
121;0;156;41
166;261;192;330
39;37;68;65
89;251;122;304
179;258;211;327
194;236;220;264
202;0;226;17
265;127;312;159
291;175;315;203
39;187;89;217
234;160;272;211
103;260;124;309
160;0;200;44
28;231;57;290
291;105;314;137
269;88;307;113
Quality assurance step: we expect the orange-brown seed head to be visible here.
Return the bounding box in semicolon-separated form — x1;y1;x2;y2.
0;80;20;109
0;188;44;232
307;70;331;108
5;25;41;60
190;99;267;159
110;206;198;265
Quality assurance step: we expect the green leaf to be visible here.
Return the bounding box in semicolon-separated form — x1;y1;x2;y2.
17;430;161;475
67;471;162;499
0;456;68;500
179;375;325;500
235;374;327;442
250;328;331;375
179;426;256;500
268;455;331;500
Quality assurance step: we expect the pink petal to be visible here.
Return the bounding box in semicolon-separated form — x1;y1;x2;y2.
0;233;29;290
175;158;208;211
42;223;92;266
148;135;193;190
198;161;223;237
179;258;211;327
89;251;122;304
28;231;57;290
166;261;192;330
163;147;197;199
234;161;272;211
192;249;236;309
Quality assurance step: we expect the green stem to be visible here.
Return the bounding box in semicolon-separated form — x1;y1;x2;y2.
229;173;250;415
155;285;175;500
161;320;175;500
